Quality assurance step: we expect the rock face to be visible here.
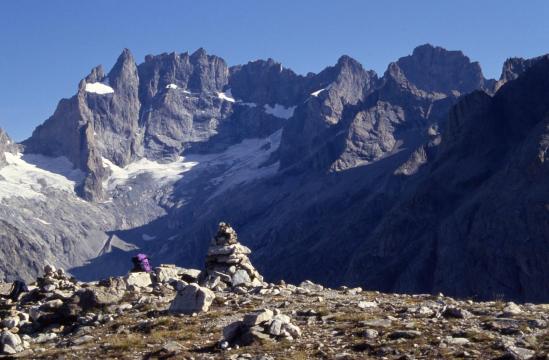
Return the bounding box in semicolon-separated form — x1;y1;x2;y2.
201;223;264;290
345;56;549;302
168;283;215;314
0;128;17;167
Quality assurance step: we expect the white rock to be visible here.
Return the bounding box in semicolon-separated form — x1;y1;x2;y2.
503;302;522;316
33;332;57;344
358;301;378;309
125;272;153;288
445;336;470;345
299;280;324;292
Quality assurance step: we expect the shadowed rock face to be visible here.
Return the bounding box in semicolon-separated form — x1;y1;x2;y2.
344;57;549;302
4;45;548;302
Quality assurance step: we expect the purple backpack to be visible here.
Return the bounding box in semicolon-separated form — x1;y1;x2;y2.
132;253;152;272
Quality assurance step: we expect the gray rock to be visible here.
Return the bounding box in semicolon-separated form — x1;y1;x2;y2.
364;329;379;339
442;307;472;319
0;331;23;354
162;341;183;353
168;283;215;314
243;309;273;326
125;272;152;288
232;270;251;287
388;330;422;340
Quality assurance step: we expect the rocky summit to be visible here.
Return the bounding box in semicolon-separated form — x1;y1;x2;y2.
0;43;548;305
0;226;547;359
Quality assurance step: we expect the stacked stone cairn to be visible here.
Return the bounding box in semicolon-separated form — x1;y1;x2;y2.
221;309;302;348
201;222;264;291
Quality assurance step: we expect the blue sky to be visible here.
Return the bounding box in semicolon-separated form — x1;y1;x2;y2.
1;0;549;141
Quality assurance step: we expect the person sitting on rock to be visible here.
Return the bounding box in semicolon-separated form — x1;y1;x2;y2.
131;253;152;273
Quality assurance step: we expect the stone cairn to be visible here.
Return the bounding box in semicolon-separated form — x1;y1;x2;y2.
201;222;264;291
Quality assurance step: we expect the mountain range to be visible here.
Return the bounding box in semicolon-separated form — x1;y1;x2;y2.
0;44;547;302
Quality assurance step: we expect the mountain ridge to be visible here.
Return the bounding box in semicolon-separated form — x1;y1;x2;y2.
2;44;547;302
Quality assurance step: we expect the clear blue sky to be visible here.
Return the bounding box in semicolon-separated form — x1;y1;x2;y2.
1;0;548;141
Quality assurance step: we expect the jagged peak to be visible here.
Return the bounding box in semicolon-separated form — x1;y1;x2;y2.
190;47;208;59
84;65;106;83
389;43;485;95
335;54;362;68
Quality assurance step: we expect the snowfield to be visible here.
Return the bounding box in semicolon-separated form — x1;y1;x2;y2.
101;157;198;191
100;130;282;198
85;82;115;95
0;153;84;200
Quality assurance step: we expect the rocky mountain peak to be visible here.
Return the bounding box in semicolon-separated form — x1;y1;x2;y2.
108;48;139;92
0;128;17;167
190;47;208;60
229;58;304;106
84;65;106;84
391;43;488;95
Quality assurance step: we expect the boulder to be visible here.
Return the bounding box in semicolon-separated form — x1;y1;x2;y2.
125;272;152;288
168;284;215;314
0;331;23;354
243;309;274;326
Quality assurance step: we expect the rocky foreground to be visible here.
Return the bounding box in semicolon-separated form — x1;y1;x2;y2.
0;225;547;359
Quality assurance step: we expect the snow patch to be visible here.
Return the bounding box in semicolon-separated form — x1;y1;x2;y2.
202;130;282;198
263;104;296;119
0;153;84;201
217;89;236;103
102;157;198;191
166;83;178;89
239;102;257;108
85;82;114;95
311;88;326;97
35;218;51;225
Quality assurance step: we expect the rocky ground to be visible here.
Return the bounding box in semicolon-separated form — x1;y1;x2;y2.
0;225;547;359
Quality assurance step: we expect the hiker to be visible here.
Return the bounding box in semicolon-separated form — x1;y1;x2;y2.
131;253;152;273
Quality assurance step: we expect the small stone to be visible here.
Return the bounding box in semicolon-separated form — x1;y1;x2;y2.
33;333;57;344
1;317;19;329
364;329;379;339
162;341;183;353
358;301;378;309
388;330;422;340
299;280;324;292
503;302;522;316
445;337;470;345
72;335;94;345
269;319;283;336
243;309;274;326
442;307;472;319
